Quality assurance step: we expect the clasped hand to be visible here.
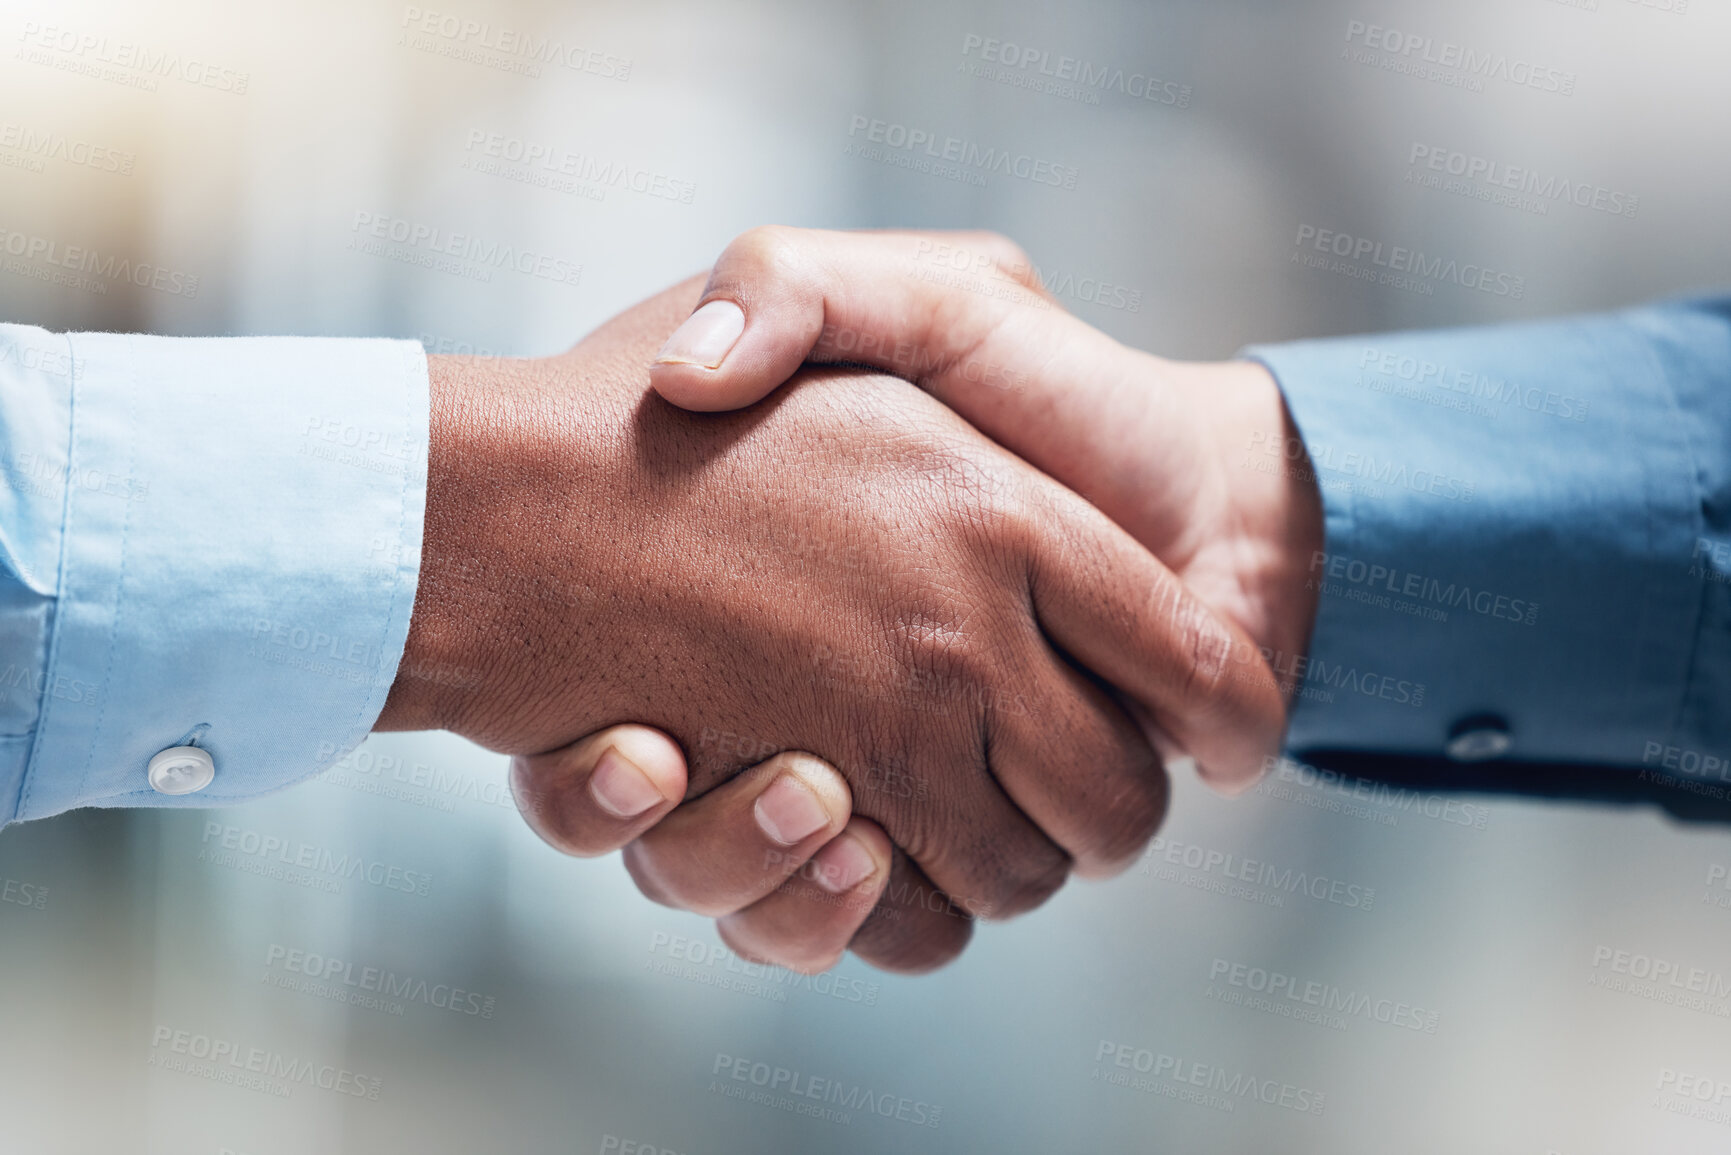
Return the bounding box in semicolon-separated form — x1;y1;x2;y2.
376;228;1322;974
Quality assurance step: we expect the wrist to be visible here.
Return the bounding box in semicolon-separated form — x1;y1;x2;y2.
1176;357;1325;695
376;353;536;734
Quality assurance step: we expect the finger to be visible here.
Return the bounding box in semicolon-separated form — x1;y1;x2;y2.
842;744;1072;924
715;818;893;974
623;751;852;917
987;644;1171;881
648;226;1078;412
1024;486;1287;792
846;850;975;974
510;725;688;857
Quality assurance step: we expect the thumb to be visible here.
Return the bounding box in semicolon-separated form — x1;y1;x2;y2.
648;225;1064;413
511;724;689;858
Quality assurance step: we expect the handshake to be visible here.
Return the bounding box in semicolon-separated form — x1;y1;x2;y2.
374;227;1325;974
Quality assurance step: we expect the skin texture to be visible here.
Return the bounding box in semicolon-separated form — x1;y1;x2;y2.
374;275;1287;972
651;228;1325;681
581;228;1329;973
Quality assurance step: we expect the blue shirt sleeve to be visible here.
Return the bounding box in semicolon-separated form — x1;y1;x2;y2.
1245;298;1731;775
0;324;427;824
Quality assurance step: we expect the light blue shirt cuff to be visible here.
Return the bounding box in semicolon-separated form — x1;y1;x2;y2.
1244;299;1731;768
9;332;427;823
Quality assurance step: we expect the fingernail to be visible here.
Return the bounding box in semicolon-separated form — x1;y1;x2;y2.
588;748;663;818
654;299;745;369
754;773;830;846
811;834;877;894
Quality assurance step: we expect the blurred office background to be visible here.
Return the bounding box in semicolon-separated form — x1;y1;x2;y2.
1;0;1729;1151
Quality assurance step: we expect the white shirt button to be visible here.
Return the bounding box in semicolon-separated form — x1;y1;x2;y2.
1445;717;1511;763
148;746;216;795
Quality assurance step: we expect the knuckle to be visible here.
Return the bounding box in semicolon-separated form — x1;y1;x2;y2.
717;919;840;975
775;752;852;815
953;229;1034;281
511;765;596;857
887;598;999;718
758;934;844;975
1169;589;1236;712
912;807;1070;920
726;224;805;278
621;844;681;907
785;952;846;976
895;438;1033;552
1085;766;1170;874
893;605;976;673
974;850;1070;920
622;843;731;916
854;910;973;975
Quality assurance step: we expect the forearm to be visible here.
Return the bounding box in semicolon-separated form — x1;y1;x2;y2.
0;326;426;824
1245;298;1731;768
376;351;602;744
1157;355;1324;696
375;351;499;735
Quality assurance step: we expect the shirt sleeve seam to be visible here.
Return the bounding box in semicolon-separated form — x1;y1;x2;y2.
14;330;82;823
1630;318;1712;744
71;333;141;810
337;341;419;753
1240;350;1363;727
